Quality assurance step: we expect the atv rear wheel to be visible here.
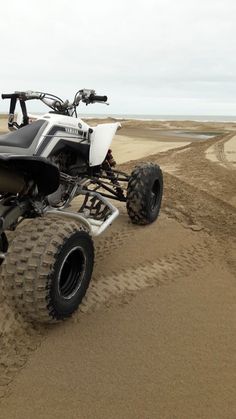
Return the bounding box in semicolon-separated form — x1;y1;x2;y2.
2;215;94;323
126;162;163;225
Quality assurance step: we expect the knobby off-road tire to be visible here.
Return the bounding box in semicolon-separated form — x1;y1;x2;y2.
2;215;94;323
126;162;163;225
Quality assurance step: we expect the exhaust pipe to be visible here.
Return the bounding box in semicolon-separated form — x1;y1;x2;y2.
0;167;26;194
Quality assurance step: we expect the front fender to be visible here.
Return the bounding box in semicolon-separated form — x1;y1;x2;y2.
89;122;121;166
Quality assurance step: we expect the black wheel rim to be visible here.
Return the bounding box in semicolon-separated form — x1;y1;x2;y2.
58;246;86;299
150;179;161;211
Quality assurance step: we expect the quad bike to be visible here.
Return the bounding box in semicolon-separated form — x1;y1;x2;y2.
0;89;163;322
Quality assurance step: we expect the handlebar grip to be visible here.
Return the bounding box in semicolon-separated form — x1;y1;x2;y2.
90;94;107;103
1;93;17;100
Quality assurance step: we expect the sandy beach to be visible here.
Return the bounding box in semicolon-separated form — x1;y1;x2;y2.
0;117;235;418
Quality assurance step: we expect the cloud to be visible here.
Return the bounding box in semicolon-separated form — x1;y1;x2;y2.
0;0;236;114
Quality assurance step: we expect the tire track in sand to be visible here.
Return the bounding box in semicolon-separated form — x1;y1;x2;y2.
213;137;236;169
76;237;215;316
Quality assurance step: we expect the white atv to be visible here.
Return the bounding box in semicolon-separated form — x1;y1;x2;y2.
0;89;163;322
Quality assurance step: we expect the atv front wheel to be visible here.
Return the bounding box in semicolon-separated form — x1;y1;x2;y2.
126;162;163;225
2;216;94;323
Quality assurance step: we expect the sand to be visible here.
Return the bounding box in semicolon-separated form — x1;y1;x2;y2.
206;134;236;169
0;118;235;418
112;135;190;163
0;115;7;133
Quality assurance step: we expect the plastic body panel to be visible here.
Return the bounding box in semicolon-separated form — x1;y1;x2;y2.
0;112;120;167
89;123;120;166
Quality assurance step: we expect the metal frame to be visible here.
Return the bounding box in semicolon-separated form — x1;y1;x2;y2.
0;167;129;263
47;190;119;237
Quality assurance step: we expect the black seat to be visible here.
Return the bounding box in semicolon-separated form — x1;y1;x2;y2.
0;120;45;149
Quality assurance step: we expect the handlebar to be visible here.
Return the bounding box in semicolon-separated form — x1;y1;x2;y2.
1;89;109;129
2;90;108;106
1;88;109;132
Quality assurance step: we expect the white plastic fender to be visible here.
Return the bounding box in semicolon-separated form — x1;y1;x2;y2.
89;123;120;166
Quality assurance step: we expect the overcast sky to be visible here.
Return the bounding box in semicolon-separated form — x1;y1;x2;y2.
1;0;236;115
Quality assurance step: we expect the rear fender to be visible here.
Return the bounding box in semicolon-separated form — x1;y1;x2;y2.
0;155;60;195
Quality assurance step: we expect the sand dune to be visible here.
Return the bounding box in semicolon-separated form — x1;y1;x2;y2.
0;119;235;418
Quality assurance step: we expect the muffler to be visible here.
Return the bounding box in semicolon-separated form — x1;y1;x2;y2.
0;166;26;194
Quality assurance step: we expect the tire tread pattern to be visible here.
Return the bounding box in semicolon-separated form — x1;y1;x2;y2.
2;216;90;323
126;162;163;225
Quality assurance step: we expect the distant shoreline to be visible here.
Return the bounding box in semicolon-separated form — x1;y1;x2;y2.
1;113;236;123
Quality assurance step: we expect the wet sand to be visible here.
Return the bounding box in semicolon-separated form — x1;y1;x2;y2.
0;118;235;418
